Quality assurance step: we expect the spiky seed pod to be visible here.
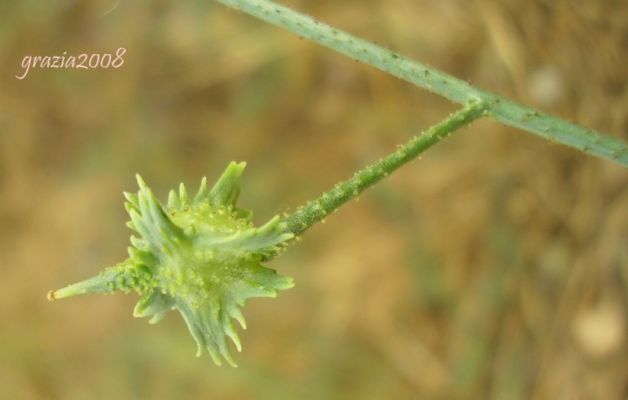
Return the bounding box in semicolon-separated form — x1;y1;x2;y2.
49;162;295;366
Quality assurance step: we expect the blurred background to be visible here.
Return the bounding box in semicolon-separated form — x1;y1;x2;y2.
1;0;626;399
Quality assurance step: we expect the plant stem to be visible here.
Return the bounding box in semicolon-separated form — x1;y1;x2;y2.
284;101;486;235
214;0;628;167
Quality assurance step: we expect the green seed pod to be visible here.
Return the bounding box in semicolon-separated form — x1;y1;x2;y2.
49;162;294;367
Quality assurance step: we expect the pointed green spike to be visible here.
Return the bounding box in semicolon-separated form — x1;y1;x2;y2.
179;183;190;208
207;346;222;366
222;312;242;352
48;261;148;301
194;177;209;205
219;339;237;367
229;307;247;330
132;182;187;254
124;191;139;209
144;189;180;237
129;209;151;246
200;215;293;255
136;174;149;192
208;161;246;207
179;305;208;357
167;190;180;209
48;274;115;301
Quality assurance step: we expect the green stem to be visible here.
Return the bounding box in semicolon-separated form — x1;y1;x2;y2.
213;0;628;166
284;101;486;235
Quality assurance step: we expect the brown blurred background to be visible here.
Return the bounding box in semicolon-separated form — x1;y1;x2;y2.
1;0;626;399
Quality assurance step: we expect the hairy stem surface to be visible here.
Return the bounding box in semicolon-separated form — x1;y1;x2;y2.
284;102;486;235
214;0;628;166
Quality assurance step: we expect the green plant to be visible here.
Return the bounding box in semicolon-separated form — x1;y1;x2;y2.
49;162;293;366
49;0;628;367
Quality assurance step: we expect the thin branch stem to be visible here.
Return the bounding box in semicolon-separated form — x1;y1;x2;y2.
214;0;628;166
284;101;487;235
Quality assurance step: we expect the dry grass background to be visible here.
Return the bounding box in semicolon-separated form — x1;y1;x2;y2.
0;0;626;399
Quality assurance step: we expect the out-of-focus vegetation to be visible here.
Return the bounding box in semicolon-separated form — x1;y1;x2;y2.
0;0;626;399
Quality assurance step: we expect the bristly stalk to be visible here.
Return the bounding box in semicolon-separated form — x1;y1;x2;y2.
213;0;628;166
285;101;487;235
